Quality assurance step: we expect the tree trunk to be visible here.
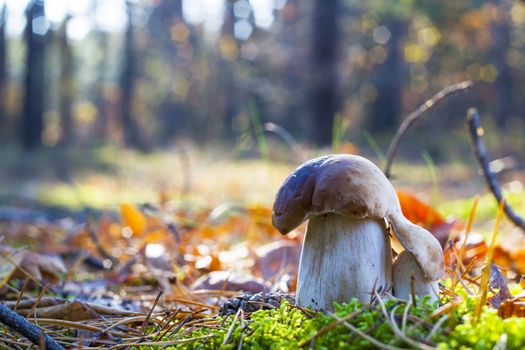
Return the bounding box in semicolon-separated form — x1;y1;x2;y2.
490;0;512;130
220;0;238;139
120;1;143;149
368;18;405;133
58;15;73;145
94;30;109;142
151;0;185;142
0;4;6;133
310;0;340;147
22;0;46;151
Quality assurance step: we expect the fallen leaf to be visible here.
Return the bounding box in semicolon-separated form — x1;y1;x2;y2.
397;191;456;246
397;191;445;227
25;252;66;282
121;203;147;236
0;245;65;283
0;246;26;286
191;270;270;293
254;240;300;280
488;263;512;308
498;298;525;319
14;301;141;321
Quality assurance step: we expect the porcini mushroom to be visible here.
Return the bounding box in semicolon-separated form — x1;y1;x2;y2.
272;155;444;310
392;250;439;302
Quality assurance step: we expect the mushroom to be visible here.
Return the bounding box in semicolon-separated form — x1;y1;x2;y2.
272;154;444;310
392;250;439;302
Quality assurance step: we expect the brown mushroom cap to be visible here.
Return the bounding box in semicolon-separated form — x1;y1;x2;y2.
272;154;445;281
272;154;396;235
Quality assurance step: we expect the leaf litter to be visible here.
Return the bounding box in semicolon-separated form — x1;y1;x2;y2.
0;188;525;348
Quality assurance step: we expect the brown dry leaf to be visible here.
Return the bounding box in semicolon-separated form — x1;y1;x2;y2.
254;240;300;280
0;246;26;286
17;251;66;282
0;245;65;283
120;203;147;236
16;301;141;321
488;263;512;308
498;298;525;319
191;270;270;293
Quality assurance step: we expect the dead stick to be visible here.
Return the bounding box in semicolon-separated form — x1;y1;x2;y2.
0;302;64;350
466;108;525;231
384;81;474;178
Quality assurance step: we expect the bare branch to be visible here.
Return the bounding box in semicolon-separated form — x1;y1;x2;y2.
384;81;474;178
466;108;525;232
0;302;64;350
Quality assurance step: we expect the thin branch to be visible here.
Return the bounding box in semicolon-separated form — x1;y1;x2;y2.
0;302;64;350
466;108;525;232
384;81;474;178
263;122;307;162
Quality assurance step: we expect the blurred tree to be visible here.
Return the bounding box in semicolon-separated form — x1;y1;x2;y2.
147;0;186;141
277;0;307;136
310;0;341;146
58;15;73;145
94;29;109;142
92;0;110;143
368;17;406;133
490;0;512;130
22;0;46;150
120;0;144;149
220;0;239;138
0;4;6;132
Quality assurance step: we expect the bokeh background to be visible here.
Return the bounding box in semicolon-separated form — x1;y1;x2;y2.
0;0;525;212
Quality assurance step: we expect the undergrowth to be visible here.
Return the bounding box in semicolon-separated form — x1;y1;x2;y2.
156;293;525;350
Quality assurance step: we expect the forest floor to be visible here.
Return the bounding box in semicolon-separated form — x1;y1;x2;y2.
1;145;525;349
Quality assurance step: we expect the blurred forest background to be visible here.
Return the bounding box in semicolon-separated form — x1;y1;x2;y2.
0;0;524;156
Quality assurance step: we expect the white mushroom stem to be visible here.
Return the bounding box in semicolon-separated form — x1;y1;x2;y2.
296;214;392;311
392;250;439;302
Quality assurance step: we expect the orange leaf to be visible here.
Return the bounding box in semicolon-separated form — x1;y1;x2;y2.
120;203;147;236
397;191;445;227
513;250;525;274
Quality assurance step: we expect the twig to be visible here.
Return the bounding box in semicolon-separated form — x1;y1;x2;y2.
401;297;412;332
263;122;306;162
425;314;448;342
0;302;64;350
384;81;474;178
466;108;525;231
388;304;437;350
14;276;31;312
142;291;163;336
299;310;361;347
222;309;241;346
108;335;214;349
326;312;408;350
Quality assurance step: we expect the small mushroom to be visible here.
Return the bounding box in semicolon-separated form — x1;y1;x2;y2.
272;155;444;310
392;250;439;302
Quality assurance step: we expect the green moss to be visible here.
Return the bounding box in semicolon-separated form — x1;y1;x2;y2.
169;298;441;350
159;295;525;350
